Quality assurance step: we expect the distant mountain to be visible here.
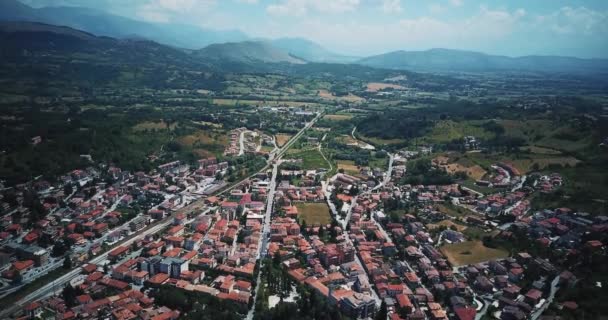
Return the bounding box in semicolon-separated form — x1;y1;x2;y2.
270;38;359;63
194;41;306;65
357;48;608;74
0;0;248;49
0;22;224;91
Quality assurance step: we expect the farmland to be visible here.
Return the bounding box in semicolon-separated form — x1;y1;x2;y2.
337;160;360;175
323;114;354;121
366;82;406;92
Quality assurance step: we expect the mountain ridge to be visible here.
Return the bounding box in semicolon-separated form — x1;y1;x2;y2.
357;48;608;73
0;0;248;49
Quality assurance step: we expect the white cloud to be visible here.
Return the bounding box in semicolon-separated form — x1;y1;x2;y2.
236;0;258;3
266;0;360;16
429;3;445;14
135;0;216;22
449;0;463;7
256;6;530;55
381;0;402;14
538;6;608;36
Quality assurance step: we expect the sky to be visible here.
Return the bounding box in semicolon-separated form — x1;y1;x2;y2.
22;0;608;58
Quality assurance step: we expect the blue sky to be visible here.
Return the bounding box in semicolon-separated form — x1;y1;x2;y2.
23;0;608;58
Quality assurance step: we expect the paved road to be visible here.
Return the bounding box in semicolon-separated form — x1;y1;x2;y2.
238;131;246;156
0;201;211;319
246;162;279;320
2;112;323;319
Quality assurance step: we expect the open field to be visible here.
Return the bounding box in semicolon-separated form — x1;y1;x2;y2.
440;240;509;266
133;120;178;132
177;129;228;157
426;220;467;232
424;120;495;143
360;135;406;146
460;152;581;174
521;145;563;155
435;155;487;180
337;160;360;175
286;149;329;170
366;82;406;92
296;202;332;226
318;90;364;103
500;119;592;152
275;134;292;147
212;98;320;108
192;121;223;128
323;114;353;121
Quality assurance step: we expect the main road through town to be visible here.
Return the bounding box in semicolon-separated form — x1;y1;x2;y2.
1;112;323;319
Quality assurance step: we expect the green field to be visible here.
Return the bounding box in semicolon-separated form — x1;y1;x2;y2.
296;202;332;226
285;149;330;170
423;120;496;143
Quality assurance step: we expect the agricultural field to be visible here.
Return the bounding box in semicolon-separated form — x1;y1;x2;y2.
440;240;509;266
323;114;353;121
366;82;406;92
296;202;332;226
337;160;360;175
212;98;320;108
317;90;365;103
275;134;292;147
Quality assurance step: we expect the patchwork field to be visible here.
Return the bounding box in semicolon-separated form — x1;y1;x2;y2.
440;240;509;266
296;202;332;226
366;82;406;92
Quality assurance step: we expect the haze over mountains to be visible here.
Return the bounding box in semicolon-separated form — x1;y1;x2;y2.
1;0;608;74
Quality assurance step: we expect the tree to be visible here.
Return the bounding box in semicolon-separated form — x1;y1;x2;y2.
11;272;23;285
63;184;73;196
63;255;72;269
376;300;387;320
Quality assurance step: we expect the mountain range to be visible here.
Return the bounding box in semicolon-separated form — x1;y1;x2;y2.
0;0;247;49
356;48;608;73
1;0;608;74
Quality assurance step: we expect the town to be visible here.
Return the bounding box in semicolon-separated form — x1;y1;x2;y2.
1;106;605;320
